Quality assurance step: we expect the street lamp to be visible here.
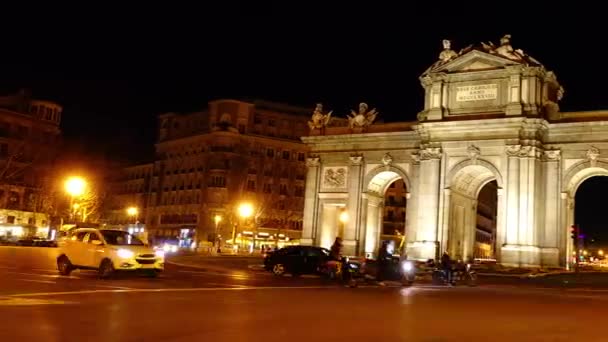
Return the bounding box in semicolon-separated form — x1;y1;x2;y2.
214;215;222;252
232;203;254;252
126;207;139;224
65;176;86;223
600;249;604;257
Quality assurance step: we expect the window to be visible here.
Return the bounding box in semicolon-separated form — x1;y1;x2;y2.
254;114;262;124
247;180;256;191
390;183;396;188
389;196;395;204
298;152;305;162
263;183;272;193
278;200;285;210
238;124;246;133
0;144;7;158
264;169;273;177
266;148;274;158
387;210;394;220
282;151;290;160
268;119;276;127
295;186;304;197
296;173;305;181
279;184;288;195
401;211;406;220
209;176;226;188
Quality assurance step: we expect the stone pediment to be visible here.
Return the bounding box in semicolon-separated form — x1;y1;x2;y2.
424;49;527;75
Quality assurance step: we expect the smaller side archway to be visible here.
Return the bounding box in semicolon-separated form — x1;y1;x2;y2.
361;165;412;257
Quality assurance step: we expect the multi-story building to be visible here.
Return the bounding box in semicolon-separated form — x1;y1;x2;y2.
108;99;320;249
0;90;62;240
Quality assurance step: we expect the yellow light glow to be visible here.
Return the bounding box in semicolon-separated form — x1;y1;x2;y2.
65;177;86;197
126;207;138;216
600;250;604;256
73;203;80;210
339;211;349;223
583;250;588;256
214;215;222;224
238;203;254;219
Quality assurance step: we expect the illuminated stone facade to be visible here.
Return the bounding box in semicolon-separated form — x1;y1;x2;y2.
302;36;608;267
0;90;60;236
108;99;318;245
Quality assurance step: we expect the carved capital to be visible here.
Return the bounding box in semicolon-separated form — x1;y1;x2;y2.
420;147;442;160
587;146;600;167
542;149;561;161
505;144;521;157
306;156;320;167
349;154;364;166
467;145;481;163
382;153;393;166
411;152;421;164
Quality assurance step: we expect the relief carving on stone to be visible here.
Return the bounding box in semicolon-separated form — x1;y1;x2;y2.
419;147;442;160
587;146;600;166
322;167;347;188
467;145;480;163
505;145;521;157
307;103;332;130
347;103;378;129
542;149;561;161
306;156;320;167
382;153;393;166
349;154;364;165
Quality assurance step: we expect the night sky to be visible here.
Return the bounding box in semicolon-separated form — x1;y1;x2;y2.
0;3;605;238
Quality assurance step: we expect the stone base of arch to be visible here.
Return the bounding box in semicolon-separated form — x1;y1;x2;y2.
406;241;439;261
500;245;559;268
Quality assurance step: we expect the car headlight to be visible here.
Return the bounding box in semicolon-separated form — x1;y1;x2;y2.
117;249;134;259
402;261;413;272
170;245;178;253
155;250;165;258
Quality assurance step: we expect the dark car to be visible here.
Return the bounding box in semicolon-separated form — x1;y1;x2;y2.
264;246;330;276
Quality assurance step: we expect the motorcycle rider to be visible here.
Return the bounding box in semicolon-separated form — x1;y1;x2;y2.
441;251;453;285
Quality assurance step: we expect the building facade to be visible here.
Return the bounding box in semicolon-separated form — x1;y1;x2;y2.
301;35;608;268
108;99;332;248
0;90;62;239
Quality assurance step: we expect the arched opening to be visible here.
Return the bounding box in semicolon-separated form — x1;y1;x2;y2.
382;179;407;253
447;164;499;262
574;176;608;263
364;168;409;257
475;180;498;261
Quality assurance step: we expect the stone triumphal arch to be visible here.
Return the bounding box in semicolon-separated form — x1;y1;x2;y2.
300;35;608;268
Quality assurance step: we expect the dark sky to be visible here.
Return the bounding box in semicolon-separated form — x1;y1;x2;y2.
0;3;606;238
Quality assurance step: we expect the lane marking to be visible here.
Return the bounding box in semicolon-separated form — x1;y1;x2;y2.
8;285;338;298
93;285;134;290
6;271;81;280
0;297;70;306
16;278;56;284
177;270;251;279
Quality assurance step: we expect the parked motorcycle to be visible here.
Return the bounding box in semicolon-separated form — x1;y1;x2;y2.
432;263;477;286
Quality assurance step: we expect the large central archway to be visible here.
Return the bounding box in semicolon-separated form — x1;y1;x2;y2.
445;160;503;262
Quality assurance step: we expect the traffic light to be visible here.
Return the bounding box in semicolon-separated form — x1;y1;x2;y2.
571;225;578;241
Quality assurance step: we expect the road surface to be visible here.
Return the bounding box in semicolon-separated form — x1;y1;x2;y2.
0;247;606;341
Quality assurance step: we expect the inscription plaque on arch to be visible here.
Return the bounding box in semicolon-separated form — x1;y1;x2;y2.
456;84;498;102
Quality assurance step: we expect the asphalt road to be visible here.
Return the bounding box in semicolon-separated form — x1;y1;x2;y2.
1;247;608;341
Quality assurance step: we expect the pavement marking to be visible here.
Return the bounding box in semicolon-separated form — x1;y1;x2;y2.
93;285;134;290
177;269;251;279
7;285;341;298
6;271;81;280
0;297;70;306
16;278;56;284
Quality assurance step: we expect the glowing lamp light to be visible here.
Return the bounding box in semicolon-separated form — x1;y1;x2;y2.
65;177;86;197
238;203;254;219
127;207;138;216
214;215;222;225
339;211;349;224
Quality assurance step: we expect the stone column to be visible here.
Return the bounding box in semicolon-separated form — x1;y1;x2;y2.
363;194;383;258
439;189;451;254
301;156;320;246
344;154;364;255
560;192;571;268
501;145;543;267
541;150;561;266
408;147;442;260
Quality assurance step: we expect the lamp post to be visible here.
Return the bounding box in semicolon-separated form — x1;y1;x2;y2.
214;214;222;252
64;176;86;224
234;203;253;253
127;207;139;225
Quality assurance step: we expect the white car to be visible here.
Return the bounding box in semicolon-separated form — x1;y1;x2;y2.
57;228;164;278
